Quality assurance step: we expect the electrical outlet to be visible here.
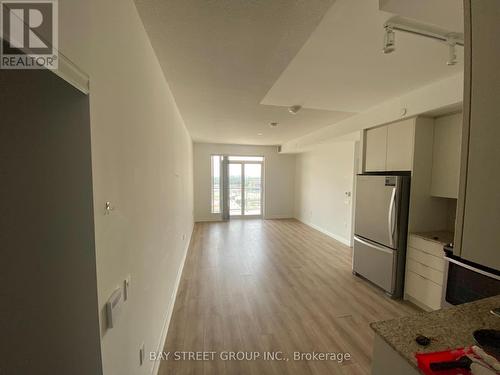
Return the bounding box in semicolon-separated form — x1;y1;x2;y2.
124;275;131;301
139;343;145;366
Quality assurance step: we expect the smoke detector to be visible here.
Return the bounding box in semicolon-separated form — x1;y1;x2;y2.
288;105;302;115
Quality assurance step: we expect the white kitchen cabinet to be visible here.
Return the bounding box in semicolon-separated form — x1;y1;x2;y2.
431;113;462;198
364;126;387;172
455;0;500;271
404;234;445;311
364;119;414;172
386;119;415;171
405;271;443;311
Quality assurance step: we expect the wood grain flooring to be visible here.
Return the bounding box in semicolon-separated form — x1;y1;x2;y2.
158;219;418;375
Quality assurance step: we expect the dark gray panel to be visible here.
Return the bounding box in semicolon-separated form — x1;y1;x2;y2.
0;69;102;374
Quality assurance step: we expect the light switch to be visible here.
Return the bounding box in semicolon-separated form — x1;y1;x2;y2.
106;287;123;329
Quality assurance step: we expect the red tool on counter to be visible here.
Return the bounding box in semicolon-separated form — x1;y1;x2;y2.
416;347;500;375
416;348;474;375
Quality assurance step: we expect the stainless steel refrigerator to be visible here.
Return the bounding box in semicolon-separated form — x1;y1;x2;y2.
353;174;411;298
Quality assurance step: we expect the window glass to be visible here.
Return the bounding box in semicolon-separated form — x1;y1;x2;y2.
211;155;221;213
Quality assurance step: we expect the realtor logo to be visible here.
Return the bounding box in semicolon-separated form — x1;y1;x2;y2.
1;0;58;69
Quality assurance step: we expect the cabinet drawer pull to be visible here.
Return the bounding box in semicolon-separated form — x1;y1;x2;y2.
408;256;439;270
413;272;440;286
412;247;442;259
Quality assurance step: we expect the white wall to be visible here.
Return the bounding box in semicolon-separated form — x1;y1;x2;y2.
58;1;193;374
294;141;358;246
193;143;295;221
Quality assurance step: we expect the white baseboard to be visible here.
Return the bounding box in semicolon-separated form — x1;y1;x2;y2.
151;223;194;375
295;217;352;247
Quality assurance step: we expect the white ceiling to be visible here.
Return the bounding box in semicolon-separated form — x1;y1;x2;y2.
134;0;348;145
134;0;463;145
262;0;463;113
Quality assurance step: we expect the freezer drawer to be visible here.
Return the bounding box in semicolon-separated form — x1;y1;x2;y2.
353;236;397;293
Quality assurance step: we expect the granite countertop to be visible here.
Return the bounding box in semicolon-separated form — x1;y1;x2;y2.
371;295;500;369
412;230;454;246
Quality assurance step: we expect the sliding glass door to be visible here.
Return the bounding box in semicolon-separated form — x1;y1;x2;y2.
244;163;262;215
229;163;243;216
227;157;263;217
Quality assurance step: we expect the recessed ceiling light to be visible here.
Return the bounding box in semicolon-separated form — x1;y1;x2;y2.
270;122;278;127
257;133;263;136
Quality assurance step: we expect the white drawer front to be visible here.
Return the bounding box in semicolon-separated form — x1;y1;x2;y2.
406;258;444;285
407;246;445;272
405;270;443;310
408;235;445;258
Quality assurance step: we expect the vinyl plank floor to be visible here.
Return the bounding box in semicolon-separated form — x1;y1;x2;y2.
158;219;418;375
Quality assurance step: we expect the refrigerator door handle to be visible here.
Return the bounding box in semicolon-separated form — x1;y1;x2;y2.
354;236;394;254
388;188;396;248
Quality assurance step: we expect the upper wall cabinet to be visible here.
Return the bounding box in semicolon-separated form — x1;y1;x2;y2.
365;126;387;172
364;118;415;172
386;120;415;171
430;113;462;199
455;0;500;271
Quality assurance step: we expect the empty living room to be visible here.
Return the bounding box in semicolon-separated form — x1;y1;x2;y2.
1;1;500;375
